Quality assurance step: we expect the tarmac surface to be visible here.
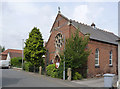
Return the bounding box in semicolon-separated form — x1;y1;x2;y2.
1;68;118;88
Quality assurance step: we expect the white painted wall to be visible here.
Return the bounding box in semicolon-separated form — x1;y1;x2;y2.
6;53;11;61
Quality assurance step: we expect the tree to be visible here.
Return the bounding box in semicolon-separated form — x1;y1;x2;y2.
24;27;46;72
0;45;5;53
2;46;5;52
11;57;22;68
62;29;90;79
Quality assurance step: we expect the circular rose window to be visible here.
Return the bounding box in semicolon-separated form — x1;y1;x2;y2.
55;33;63;48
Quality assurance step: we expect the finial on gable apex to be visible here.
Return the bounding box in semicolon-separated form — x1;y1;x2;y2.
58;7;61;13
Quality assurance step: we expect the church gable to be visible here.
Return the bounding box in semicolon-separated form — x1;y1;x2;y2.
46;13;69;48
50;13;69;33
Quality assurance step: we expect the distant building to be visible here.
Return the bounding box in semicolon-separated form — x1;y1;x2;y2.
0;49;22;61
45;11;118;77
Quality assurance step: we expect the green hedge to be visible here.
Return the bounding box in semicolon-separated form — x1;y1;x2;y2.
23;62;34;72
46;64;83;80
46;64;58;78
73;72;83;80
11;57;22;68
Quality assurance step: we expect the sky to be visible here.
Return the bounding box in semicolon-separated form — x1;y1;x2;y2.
0;0;119;50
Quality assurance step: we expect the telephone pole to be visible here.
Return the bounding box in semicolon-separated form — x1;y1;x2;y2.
22;39;24;70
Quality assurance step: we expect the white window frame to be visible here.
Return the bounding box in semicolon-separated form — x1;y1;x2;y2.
109;51;112;66
95;49;99;66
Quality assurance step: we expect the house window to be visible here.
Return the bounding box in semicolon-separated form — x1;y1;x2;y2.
109;51;112;66
95;48;99;66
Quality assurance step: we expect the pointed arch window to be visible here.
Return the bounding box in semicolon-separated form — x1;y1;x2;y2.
55;33;63;48
109;51;112;66
95;48;99;66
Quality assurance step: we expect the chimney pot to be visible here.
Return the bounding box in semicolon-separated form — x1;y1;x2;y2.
91;23;96;28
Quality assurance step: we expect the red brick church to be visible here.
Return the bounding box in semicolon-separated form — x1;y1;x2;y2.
45;11;118;77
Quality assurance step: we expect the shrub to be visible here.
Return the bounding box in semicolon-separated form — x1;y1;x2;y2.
57;58;65;79
73;72;83;80
23;62;33;72
46;64;58;78
11;57;22;68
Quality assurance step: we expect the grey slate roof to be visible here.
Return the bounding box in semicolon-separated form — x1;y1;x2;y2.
71;20;118;45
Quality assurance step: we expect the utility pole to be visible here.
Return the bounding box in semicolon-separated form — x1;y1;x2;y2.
22;39;24;70
63;35;65;80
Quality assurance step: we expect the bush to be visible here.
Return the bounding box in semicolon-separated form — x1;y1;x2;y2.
46;64;58;78
57;58;65;79
23;62;34;72
73;72;83;80
11;57;22;68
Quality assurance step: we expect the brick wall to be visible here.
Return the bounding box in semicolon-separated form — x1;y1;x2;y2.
46;13;118;77
46;13;70;63
87;40;118;77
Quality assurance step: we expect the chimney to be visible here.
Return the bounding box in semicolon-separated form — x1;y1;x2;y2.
91;23;96;29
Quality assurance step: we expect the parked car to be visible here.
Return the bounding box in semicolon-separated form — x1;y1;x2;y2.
0;60;10;69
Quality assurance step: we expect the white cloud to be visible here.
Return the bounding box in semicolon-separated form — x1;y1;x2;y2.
1;2;118;50
2;0;119;2
0;1;2;46
92;7;104;20
73;5;89;23
2;2;55;49
5;2;39;15
72;5;104;25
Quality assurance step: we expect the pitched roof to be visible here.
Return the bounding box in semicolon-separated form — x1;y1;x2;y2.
0;49;22;60
1;49;22;55
71;20;118;45
58;13;118;45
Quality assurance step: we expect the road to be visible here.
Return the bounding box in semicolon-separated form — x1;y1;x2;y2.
2;69;87;87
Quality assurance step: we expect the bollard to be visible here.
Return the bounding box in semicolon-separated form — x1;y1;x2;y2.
39;66;42;75
67;68;71;81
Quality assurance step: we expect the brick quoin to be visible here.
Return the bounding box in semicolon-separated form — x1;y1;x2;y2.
45;12;118;77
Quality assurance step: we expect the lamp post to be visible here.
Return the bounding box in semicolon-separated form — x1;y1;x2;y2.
22;39;24;70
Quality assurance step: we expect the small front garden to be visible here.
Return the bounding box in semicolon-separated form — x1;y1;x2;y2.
46;29;90;80
11;28;90;80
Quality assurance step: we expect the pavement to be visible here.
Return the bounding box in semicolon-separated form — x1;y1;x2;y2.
72;77;104;87
72;74;118;87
